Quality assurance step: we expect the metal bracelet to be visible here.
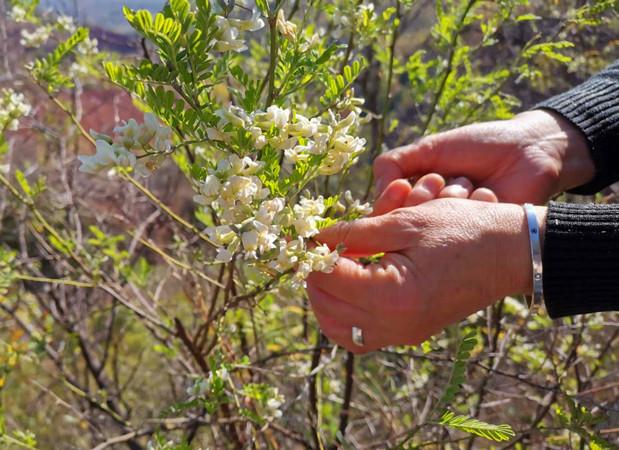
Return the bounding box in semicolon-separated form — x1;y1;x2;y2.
523;203;543;311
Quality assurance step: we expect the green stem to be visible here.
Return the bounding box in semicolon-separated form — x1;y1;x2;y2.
14;274;95;288
35;81;96;147
266;15;280;107
420;0;478;136
119;170;217;248
133;234;225;288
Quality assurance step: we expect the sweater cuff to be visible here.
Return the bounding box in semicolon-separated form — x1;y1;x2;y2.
543;201;619;318
535;61;619;195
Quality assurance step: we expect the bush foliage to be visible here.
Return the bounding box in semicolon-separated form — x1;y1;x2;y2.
0;0;618;448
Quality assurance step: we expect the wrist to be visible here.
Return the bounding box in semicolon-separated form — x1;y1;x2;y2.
515;110;595;194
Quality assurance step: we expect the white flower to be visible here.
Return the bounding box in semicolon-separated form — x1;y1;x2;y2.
241;221;278;258
276;9;296;41
200;175;222;199
292;196;325;238
264;388;285;420
287;114;321;137
141;113;172;147
9;5;27;22
78;140;136;174
249;127;267;149
216;248;234;263
293;216;320;238
112;113;173;156
20;26;52;47
335;111;358;132
215;106;249;128
254;105;290;130
269;135;298;151
206;127;231;142
270;238;302;272
205;225;237;246
229;10;265;32
76;37;99;55
214;154;263;179
152;136;171;153
256;198;285;225
320;134;366;175
294;196;325;217
214;16;247;52
284;147;310;164
0;89;31;131
68;62;89;78
344;190;373;216
205;225;238;263
114;118;141;148
57;15;76;33
221;175;265;204
308;244;339;273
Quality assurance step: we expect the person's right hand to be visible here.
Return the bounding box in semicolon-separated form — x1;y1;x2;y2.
373;110;596;204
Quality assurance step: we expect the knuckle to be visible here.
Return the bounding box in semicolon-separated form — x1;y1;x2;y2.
373;149;403;174
389;207;424;231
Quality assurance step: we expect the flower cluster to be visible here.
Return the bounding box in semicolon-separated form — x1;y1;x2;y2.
186;367;230;398
56;15;77;34
78;113;173;175
208;104;367;176
8;5;27;22
275;9;297;41
0;89;31;132
330;1;387;46
214;10;264;52
78;100;370;287
76;37;99;56
194;150;348;288
20;26;52;47
264;388;285;421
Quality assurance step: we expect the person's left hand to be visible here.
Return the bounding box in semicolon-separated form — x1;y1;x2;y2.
306;199;545;354
370;173;498;217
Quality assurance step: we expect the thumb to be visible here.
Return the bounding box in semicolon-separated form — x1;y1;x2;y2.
316;210;411;256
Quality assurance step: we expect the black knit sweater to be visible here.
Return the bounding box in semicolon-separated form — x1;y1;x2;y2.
535;60;619;318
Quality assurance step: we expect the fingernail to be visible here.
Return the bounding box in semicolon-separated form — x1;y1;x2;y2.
441;184;469;198
413;184;432;198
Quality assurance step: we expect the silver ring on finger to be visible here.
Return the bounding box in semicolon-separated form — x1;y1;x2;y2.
352;326;364;347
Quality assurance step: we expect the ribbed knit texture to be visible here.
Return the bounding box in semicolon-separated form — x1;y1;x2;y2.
536;60;619;195
543;201;619;318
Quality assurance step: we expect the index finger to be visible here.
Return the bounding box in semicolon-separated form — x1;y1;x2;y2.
316;209;414;256
307;254;408;309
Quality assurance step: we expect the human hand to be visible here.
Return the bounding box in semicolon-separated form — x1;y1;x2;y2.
373;110;595;204
371;173;497;217
306;199;547;354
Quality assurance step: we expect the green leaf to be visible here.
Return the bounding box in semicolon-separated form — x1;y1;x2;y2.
435;330;477;412
30;28;89;92
14;170;31;196
523;41;575;64
129;257;152;287
439;411;515;442
515;14;540;22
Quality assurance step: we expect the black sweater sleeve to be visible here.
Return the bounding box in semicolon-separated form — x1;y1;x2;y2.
543;202;619;318
534;61;619;318
536;60;619;195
